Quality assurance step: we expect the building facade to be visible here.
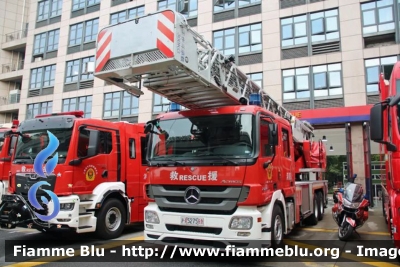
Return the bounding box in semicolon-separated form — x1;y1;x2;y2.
0;0;396;189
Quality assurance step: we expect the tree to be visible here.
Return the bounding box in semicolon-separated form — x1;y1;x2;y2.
325;155;347;188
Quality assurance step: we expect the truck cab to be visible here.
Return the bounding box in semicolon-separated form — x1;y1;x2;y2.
369;61;400;246
0;120;19;203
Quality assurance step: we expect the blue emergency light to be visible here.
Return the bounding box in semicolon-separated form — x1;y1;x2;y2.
169;102;181;112
249;93;261;106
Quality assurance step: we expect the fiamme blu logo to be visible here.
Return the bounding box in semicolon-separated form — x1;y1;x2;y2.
27;131;61;221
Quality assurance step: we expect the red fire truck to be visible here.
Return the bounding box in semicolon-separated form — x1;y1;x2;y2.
0;120;19;202
370;61;400;248
93;9;328;248
0;111;148;239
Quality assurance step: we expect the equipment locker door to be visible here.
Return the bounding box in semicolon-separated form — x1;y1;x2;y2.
72;126;118;193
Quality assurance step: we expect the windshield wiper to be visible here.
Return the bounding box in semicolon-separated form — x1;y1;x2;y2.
197;153;238;166
14;155;34;163
152;156;185;166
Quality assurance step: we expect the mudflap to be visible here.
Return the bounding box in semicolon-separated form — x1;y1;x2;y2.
0;194;49;229
345;217;356;228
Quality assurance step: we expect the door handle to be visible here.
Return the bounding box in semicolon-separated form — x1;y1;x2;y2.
102;170;108;178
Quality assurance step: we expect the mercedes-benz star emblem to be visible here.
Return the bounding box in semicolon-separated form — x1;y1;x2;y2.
184;186;201;205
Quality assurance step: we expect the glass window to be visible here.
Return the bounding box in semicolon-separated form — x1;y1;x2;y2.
63;96;92;118
282;67;310;100
29;65;56;89
37;0;62;21
365;56;397;93
69;18;98;46
33;29;60;55
281;15;308;47
361;0;395;35
65;56;95;83
26;101;53;119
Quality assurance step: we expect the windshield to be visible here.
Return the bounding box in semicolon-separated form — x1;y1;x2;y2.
149;114;255;160
14;129;72;164
343;183;364;203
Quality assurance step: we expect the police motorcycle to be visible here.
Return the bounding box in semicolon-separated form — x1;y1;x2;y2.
332;174;370;241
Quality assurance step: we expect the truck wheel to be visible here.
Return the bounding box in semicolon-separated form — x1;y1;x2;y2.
95;198;126;240
271;205;284;249
317;192;324;221
307;194;318;226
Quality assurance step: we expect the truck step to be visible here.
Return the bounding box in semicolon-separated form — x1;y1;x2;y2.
80;200;93;203
79;212;92;217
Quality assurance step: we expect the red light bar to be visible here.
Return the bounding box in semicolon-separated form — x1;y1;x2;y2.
35;111;84;118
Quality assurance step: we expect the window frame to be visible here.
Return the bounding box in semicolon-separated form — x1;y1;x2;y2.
62;95;93;118
282;63;343;103
68;18;99;47
110;6;145;25
26;101;53;119
103;91;139;121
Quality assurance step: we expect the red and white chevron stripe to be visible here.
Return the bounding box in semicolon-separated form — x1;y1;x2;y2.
95;29;112;72
157;10;175;58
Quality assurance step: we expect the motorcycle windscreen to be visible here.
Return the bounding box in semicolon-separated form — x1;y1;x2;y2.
343;183;364;203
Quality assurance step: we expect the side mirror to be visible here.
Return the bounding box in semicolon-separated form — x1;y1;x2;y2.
333;192;338;203
370;103;384;142
144;124;152;134
87;130;100;157
389;92;400;106
268;123;278;146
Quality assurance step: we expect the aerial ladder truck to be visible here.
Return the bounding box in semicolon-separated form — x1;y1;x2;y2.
93;9;328;248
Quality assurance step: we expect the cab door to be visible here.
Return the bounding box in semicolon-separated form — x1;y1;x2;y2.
72;125;118;194
279;126;293;189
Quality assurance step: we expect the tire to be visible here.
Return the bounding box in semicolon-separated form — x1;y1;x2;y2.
95;198;126;240
307;194;318;226
317;192;324;221
338;221;353;241
271;205;284;249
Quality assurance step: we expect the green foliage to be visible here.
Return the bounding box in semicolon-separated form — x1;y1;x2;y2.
326;155;347;187
325;154;384;189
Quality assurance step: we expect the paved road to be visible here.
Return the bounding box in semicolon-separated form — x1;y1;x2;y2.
0;199;397;267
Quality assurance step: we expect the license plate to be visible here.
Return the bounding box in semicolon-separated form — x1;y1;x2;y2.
180;216;204;226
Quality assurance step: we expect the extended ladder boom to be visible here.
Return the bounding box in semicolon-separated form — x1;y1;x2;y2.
93;9;313;142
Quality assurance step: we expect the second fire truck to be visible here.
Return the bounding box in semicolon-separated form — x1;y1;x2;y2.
0;111;148;239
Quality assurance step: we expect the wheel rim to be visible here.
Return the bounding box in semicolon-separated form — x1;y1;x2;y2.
274;214;282;241
105;207;122;231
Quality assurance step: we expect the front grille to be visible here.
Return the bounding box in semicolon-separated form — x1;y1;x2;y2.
147;185;250;215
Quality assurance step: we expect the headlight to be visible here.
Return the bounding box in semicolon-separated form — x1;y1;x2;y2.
145;211;160;224
60;203;74;211
229;216;252;230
